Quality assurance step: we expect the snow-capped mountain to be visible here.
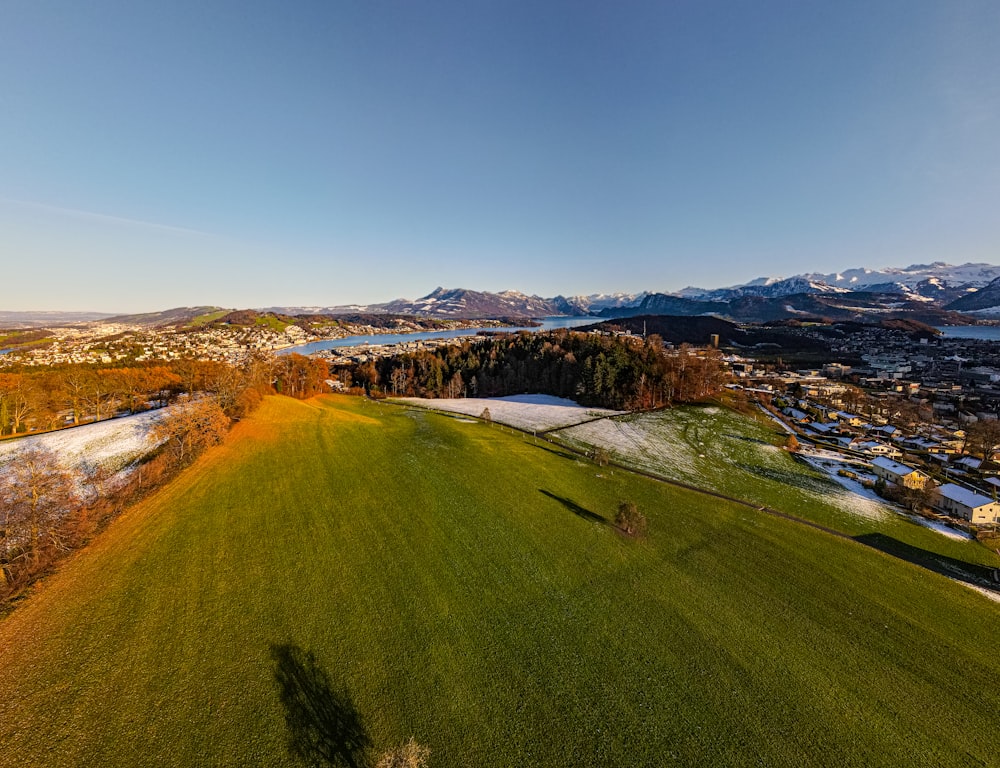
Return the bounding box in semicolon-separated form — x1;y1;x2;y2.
676;263;1000;302
678;277;849;301
378;287;571;318
561;292;646;313
945;276;1000;313
802;262;1000;291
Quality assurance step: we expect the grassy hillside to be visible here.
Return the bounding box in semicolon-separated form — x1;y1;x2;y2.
0;395;997;767
552;405;1000;569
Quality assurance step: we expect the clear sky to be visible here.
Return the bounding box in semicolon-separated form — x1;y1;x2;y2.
2;0;999;312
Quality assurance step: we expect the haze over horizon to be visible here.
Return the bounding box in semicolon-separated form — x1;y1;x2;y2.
3;1;1000;313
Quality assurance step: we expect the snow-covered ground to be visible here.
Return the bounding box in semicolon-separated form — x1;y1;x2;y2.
796;454;891;521
395;395;623;432
554;407;897;522
902;515;972;541
0;409;167;478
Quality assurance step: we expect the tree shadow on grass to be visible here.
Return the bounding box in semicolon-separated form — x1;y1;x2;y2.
533;442;583;462
854;533;1000;593
271;643;372;768
539;489;609;525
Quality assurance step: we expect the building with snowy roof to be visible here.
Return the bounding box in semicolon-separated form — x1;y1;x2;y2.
870;457;929;490
935;484;1000;524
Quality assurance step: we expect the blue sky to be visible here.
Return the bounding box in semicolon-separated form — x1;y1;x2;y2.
2;0;999;311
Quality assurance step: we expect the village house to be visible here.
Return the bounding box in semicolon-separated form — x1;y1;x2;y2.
935;484;1000;524
870;457;930;490
852;440;903;459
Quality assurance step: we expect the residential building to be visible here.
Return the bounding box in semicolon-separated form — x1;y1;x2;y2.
870;457;929;489
936;484;1000;524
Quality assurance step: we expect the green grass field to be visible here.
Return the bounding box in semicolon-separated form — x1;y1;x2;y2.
551;405;1000;570
1;395;998;767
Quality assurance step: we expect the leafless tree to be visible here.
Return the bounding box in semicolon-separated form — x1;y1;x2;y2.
153;399;230;467
0;447;79;570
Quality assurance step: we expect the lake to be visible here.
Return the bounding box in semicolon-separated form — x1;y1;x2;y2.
279;316;597;356
934;325;1000;341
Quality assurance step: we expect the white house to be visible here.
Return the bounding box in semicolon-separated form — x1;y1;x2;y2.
936;484;1000;524
853;440;903;459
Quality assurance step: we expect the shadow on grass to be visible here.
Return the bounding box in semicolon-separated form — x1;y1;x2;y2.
271;643;371;767
539;489;609;525
534;442;584;462
854;533;1000;591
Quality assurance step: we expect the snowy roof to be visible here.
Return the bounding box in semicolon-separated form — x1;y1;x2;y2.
871;457;920;476
938;483;996;510
955;456;983;469
986;477;1000;488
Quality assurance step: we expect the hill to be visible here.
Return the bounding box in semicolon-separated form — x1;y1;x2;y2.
103;306;229;327
945;275;1000;313
0;396;998;766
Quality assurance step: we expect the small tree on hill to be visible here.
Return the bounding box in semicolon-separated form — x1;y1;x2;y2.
615;500;647;538
786;434;799;452
376;737;431;768
480;407;491;424
593;447;610;467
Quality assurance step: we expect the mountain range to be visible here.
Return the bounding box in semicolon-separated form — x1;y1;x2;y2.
264;262;1000;323
5;262;1000;328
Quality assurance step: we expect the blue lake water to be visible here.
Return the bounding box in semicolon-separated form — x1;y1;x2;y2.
934;325;1000;340
279;316;597;356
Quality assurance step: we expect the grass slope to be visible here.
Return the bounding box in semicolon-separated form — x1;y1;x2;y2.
552;405;1000;569
0;395;998;767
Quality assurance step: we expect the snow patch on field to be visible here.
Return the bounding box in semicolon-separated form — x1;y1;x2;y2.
0;410;166;478
396;396;623;432
903;516;972;541
554;407;895;522
554;413;699;478
797;455;891;521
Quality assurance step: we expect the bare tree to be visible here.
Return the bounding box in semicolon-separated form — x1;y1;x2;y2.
965;418;1000;461
152;399;230;467
0;373;36;434
0;447;79;569
615;500;647;538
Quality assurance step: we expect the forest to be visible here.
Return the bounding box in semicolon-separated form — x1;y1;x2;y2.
342;330;727;409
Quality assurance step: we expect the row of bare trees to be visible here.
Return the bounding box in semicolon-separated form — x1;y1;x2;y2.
0;353;332;437
0;398;233;599
0;353;331;603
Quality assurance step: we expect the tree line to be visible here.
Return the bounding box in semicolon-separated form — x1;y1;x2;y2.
340;330;728;410
0;353;331;437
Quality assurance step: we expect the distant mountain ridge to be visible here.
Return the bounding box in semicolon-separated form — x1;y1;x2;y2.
677;262;1000;302
266;288;647;319
6;262;1000;328
945;276;1000;313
